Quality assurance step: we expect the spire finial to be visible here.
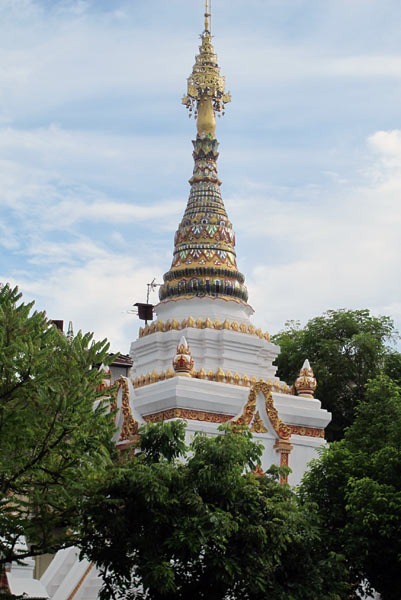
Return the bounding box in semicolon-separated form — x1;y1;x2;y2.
204;0;211;33
182;0;231;136
295;359;317;399
173;336;194;377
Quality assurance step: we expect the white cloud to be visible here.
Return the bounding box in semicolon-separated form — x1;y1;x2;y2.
42;198;183;228
241;130;401;340
4;251;164;353
1;0;401;354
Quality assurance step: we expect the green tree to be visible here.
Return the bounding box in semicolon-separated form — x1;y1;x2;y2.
79;421;348;600
0;285;116;566
272;309;399;440
300;375;401;600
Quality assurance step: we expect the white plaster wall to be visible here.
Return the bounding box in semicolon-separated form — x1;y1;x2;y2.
155;296;254;324
131;327;280;381
288;436;326;486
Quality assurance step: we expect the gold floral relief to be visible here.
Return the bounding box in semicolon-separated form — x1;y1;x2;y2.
138;316;270;342
143;408;233;424
233;382;291;440
250;411;268;433
114;377;139;441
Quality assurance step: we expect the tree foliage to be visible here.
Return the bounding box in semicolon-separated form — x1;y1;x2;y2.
79;421;348;600
300;375;401;600
0;285;116;565
272;309;399;440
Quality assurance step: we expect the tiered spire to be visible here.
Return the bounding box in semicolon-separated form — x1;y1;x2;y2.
159;3;248;305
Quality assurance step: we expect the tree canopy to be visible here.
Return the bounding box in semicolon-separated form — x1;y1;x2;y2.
0;285;116;566
272;309;400;440
300;375;401;600
79;421;348;600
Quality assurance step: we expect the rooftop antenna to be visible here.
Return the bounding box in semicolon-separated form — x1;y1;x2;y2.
133;278;162;325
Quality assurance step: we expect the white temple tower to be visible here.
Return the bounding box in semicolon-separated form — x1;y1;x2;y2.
128;2;331;486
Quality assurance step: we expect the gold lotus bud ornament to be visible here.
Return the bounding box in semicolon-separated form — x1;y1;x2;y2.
295;359;317;398
182;0;231;136
173;336;195;377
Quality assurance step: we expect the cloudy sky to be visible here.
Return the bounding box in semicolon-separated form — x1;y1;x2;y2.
1;0;401;353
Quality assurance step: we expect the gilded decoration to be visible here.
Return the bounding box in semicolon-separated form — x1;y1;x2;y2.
232;382;292;440
182;0;231;135
144;408;233;424
172;336;194;377
137;381;323;438
274;439;293;484
139;316;270;342
250;411;268;434
252;464;265;477
288;425;324;438
157;7;249;306
295;359;317;398
158;136;248;304
133;368;291;396
114;377;139;441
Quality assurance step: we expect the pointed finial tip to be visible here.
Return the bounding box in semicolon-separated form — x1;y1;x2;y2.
295;359;317;398
204;0;211;33
173;335;194;377
179;335;189;349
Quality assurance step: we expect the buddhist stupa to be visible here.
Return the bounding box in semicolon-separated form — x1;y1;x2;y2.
10;6;332;598
129;1;331;487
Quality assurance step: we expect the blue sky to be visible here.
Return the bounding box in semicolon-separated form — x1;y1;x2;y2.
1;0;401;352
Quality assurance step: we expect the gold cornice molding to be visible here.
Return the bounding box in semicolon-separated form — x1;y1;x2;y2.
139;316;271;342
132;368;292;395
141;402;324;439
132;372;324;437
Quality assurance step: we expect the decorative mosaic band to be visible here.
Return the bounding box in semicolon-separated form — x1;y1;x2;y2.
139;316;271;341
159;133;249;305
288;425;324;438
163;266;245;284
143;407;234;424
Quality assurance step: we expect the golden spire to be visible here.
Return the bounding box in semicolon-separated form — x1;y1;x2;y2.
204;0;211;33
158;1;248;307
182;0;231;136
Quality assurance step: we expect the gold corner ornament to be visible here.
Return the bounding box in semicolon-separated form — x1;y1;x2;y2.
295;359;317;398
182;0;231;136
172;335;195;377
